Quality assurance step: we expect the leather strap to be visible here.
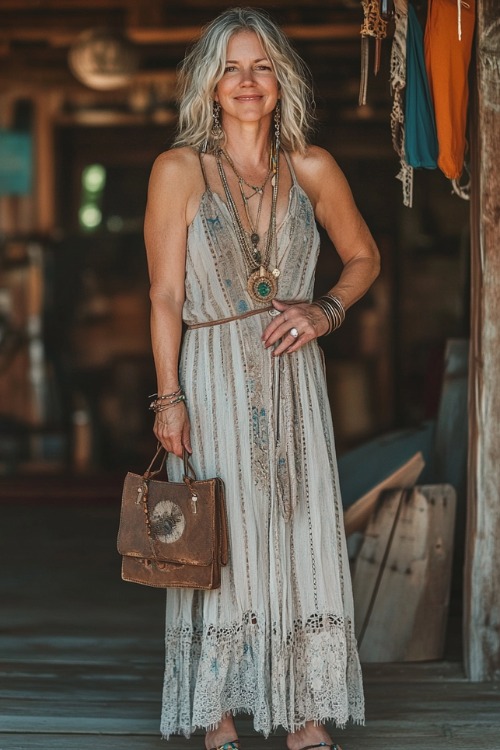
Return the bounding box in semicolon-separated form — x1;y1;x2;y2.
187;305;274;330
144;444;194;482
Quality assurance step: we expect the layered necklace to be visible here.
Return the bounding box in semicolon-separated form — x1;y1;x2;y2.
215;145;280;304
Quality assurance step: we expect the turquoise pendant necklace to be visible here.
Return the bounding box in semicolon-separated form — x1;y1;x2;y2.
216;147;280;304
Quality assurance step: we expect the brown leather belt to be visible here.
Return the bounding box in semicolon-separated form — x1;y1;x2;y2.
187;305;275;330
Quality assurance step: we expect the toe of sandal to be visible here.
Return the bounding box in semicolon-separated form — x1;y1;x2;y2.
209;741;240;750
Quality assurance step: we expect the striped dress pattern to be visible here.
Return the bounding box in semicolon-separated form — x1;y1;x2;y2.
161;157;364;738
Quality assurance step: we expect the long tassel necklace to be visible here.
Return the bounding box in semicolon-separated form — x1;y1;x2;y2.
221;148;272;259
216;145;280;303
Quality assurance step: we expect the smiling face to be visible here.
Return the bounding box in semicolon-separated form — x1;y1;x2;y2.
214;30;280;127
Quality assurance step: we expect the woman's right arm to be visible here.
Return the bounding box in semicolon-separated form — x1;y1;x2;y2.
143;149;195;457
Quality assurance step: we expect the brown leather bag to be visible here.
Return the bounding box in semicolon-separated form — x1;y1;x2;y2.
117;445;229;589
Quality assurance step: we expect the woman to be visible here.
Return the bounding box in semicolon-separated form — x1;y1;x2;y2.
144;8;380;750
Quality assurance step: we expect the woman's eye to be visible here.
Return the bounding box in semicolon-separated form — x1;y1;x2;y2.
224;65;237;73
256;65;272;71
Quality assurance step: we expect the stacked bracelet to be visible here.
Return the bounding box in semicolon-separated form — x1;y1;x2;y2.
149;387;186;414
311;294;346;335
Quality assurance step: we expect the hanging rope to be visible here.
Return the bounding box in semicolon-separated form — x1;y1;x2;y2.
390;0;414;207
359;0;389;105
451;161;471;200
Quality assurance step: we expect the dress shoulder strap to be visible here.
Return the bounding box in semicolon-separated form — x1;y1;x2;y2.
198;150;211;192
282;150;298;185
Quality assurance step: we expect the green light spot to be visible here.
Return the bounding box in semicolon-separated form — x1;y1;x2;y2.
79;204;102;229
82;164;106;193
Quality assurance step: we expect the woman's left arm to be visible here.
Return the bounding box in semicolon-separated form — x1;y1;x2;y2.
263;146;380;355
307;146;380;309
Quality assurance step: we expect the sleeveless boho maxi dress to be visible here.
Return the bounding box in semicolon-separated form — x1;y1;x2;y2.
161;152;364;739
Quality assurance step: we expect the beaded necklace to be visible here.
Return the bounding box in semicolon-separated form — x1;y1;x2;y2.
215;147;280;304
221;148;272;199
221;148;273;260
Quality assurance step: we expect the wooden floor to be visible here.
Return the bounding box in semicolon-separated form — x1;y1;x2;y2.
1;476;499;750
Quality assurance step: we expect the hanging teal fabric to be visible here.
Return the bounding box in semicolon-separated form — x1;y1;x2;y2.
404;3;438;169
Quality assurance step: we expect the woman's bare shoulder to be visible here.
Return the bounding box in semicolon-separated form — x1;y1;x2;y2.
290;145;341;182
147;147;205;226
288;146;349;213
149;146;201;187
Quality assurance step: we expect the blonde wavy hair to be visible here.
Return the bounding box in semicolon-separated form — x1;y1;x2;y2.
173;7;315;154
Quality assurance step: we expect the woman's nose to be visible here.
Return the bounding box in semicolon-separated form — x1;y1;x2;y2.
239;67;256;84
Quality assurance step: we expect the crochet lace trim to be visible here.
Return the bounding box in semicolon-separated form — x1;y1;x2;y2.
161;612;365;739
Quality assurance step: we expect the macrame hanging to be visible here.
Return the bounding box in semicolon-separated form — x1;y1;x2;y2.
389;0;414;207
359;0;389;106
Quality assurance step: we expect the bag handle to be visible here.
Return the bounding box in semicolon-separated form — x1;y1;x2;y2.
143;443;167;479
143;443;196;482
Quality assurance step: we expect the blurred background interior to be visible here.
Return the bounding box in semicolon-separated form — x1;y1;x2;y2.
0;0;470;476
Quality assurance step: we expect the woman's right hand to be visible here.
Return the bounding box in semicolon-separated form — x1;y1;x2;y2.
153;403;192;458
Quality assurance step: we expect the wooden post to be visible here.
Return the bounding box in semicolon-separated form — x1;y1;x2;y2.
464;1;500;680
33;90;59;234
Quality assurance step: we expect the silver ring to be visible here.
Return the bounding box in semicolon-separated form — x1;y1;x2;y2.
289;327;299;338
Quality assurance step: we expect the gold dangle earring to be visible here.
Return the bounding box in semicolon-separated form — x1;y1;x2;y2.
211;101;224;149
270;100;281;181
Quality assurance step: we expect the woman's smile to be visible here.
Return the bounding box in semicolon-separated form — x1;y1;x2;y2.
234;94;264;101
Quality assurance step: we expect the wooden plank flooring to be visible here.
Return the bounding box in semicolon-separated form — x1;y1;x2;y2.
1;479;499;750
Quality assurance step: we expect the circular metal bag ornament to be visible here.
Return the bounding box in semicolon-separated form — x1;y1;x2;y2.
247;267;278;303
150;500;186;544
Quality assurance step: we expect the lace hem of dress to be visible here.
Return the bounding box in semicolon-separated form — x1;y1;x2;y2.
160;612;365;739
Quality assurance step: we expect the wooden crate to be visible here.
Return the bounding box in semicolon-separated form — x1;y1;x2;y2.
353;484;456;662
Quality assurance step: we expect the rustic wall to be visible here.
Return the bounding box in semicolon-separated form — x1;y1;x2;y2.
465;0;500;680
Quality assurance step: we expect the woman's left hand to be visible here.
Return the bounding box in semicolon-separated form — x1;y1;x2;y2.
262;298;329;356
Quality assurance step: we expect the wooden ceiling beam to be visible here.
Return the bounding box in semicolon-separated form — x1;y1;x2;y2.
0;0;342;6
126;23;361;44
0;23;360;46
285;23;360;40
0;0;125;8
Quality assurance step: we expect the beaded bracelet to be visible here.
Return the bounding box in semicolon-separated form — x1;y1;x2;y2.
311;294;345;335
149;387;186;413
149;387;182;401
151;395;187;414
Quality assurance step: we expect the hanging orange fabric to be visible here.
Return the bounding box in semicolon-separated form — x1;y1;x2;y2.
424;0;476;180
